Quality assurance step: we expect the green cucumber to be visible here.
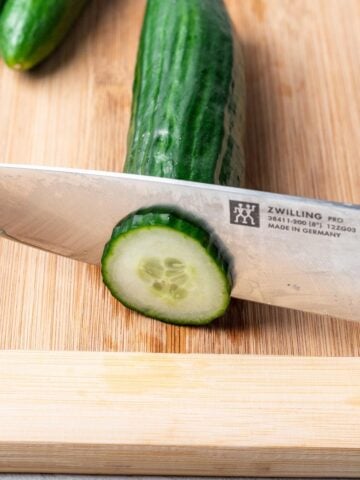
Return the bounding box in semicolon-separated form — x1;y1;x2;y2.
124;0;245;186
102;0;245;325
0;0;87;70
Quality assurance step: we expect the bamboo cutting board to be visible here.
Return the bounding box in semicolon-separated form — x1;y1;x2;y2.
1;1;360;476
1;0;360;355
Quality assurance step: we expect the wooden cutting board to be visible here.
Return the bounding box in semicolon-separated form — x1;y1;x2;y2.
0;0;359;355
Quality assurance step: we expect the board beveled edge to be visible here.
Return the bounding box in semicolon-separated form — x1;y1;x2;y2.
0;351;359;477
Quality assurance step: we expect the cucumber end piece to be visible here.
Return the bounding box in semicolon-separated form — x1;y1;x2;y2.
101;211;232;326
3;58;31;70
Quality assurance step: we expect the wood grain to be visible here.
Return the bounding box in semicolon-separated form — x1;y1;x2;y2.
0;0;359;354
1;351;360;476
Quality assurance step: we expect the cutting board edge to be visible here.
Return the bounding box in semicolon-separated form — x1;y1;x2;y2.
1;350;360;476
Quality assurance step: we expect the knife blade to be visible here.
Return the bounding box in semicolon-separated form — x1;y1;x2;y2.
0;163;359;321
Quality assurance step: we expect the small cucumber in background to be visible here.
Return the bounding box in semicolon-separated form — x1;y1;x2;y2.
102;0;246;325
0;0;87;70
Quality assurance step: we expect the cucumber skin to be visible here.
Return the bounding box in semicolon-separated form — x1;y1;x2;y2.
0;0;87;70
124;0;245;187
101;208;232;325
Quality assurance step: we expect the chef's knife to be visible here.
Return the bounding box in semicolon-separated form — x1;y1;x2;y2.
0;163;359;321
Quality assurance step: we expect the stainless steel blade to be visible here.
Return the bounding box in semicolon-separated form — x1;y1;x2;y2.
0;163;359;321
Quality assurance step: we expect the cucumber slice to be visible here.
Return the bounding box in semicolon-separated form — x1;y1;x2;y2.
101;209;232;325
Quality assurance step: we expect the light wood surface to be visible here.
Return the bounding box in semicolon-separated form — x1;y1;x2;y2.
0;0;360;354
0;351;360;476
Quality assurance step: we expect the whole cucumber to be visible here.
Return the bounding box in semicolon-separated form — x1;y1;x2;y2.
0;0;87;70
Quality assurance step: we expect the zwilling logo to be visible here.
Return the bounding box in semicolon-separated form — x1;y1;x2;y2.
230;201;260;227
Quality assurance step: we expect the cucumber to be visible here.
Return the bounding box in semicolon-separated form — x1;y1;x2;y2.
102;208;232;325
124;0;245;186
0;0;87;70
101;0;245;325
